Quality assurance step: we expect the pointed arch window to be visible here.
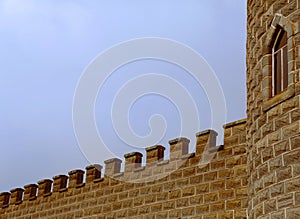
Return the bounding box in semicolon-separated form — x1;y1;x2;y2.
272;28;288;96
262;14;296;111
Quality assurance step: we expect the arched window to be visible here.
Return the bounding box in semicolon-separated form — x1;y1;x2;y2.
272;28;288;95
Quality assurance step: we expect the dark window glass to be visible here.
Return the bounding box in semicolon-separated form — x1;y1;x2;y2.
272;29;288;95
282;46;288;89
274;52;281;94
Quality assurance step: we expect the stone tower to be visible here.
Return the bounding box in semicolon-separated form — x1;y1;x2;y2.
1;1;300;218
246;0;300;218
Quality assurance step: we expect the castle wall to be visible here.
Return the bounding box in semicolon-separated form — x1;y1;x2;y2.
246;0;300;218
0;120;247;219
2;0;300;218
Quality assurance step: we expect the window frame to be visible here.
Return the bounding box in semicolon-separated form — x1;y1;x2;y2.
261;14;296;112
271;28;288;96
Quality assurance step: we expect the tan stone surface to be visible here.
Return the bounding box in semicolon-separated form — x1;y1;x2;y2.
1;0;300;218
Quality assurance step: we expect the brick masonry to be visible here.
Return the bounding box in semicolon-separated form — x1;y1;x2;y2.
247;0;300;218
1;0;300;218
0;120;248;218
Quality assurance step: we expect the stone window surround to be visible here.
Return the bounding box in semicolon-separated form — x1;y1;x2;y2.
262;13;296;111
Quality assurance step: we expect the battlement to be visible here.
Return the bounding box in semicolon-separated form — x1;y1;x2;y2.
0;119;248;218
1;1;300;218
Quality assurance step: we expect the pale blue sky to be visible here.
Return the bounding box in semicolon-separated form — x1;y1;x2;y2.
0;1;246;191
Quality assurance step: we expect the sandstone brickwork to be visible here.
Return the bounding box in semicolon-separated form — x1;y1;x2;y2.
1;0;300;218
0;120;248;218
247;0;300;218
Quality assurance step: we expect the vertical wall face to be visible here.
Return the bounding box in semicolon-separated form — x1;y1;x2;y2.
247;0;300;218
0;123;248;218
1;1;300;218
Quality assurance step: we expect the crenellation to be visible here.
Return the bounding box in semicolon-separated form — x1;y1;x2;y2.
196;129;218;157
68;169;84;189
168;137;190;161
37;179;52;197
104;158;122;177
52;175;68;192
1;1;300;214
23;184;37;201
9;188;23;205
0;192;10;208
145;145;165;165
85;164;102;184
124;152;143;172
